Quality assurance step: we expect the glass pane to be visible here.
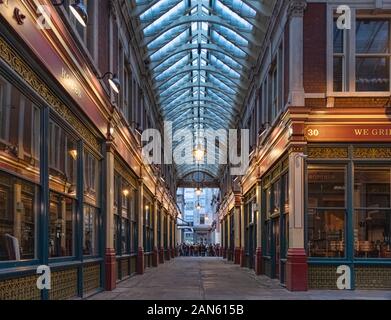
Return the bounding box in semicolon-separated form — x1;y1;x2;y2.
83;205;99;256
84;151;101;207
307;209;345;258
114;214;120;253
356;57;389;92
354;209;391;258
49;192;74;258
356;20;389;54
0;76;40;183
272;180;281;214
354;167;391;208
0;172;38;261
333;22;344;54
121;218;129;254
49;120;78;197
333;57;343;92
308;166;346;208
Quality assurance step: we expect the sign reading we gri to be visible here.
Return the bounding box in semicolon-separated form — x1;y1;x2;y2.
305;125;391;142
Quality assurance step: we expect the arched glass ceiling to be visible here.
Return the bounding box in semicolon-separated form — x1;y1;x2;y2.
132;0;275;179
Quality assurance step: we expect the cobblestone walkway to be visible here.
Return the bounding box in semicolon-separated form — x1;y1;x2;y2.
89;257;391;300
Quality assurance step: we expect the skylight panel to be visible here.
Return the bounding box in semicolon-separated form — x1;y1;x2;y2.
213;25;248;47
215;0;252;31
144;1;185;36
148;25;187;50
210;53;242;73
154;51;188;72
155;55;189;81
209;74;236;94
211;31;246;58
140;0;178;22
150;30;188;61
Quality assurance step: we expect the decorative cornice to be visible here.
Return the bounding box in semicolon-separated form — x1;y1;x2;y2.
288;0;307;18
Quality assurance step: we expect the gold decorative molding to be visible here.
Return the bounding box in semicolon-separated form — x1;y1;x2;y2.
49;268;78;300
308;147;348;159
308;265;338;290
0;36;100;151
355;266;391;289
0;274;41;300
353;147;391;159
83;264;101;295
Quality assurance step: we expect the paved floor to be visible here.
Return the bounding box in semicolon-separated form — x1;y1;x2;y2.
89;257;391;300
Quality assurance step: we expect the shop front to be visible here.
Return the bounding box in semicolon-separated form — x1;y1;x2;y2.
0;33;105;299
306;144;391;289
243;188;256;270
113;158;138;281
261;156;289;284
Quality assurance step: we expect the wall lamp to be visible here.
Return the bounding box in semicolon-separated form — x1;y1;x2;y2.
52;0;88;27
97;72;120;94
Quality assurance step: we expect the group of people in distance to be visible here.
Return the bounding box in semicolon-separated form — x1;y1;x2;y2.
178;243;221;257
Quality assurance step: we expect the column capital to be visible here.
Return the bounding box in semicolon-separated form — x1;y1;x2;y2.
233;191;242;207
105;140;116;154
288;0;307;18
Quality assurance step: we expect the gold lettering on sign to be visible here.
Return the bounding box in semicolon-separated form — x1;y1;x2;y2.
354;128;391;137
61;68;82;98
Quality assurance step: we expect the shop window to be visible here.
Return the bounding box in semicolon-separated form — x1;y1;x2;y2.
49;192;75;258
143;202;153;253
114;174;135;255
272;180;281;214
49;120;78;196
307;166;346;258
84;150;100;206
121;181;132;254
83;205;99;256
0;172;38;261
354;166;391;258
130;192;137;253
332;16;391;92
356;19;390;91
333;19;345;92
0;76;41;182
0;80;10;142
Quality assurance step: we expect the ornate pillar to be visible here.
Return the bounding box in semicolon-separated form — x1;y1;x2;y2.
104;141;116;290
227;213;231;260
234;193;241;264
240;196;246;267
288;0;307;107
152;197;158;267
255;179;263;275
136;178;144;274
172;217;176;258
166;212;171;261
222;218;226;259
286;148;307;291
159;207;165;263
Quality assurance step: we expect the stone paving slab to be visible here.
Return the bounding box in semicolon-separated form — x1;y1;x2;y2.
88;257;391;300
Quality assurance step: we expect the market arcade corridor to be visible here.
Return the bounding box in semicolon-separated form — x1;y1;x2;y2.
1;0;391;300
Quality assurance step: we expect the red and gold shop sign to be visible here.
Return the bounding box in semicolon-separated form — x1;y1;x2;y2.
305;124;391;142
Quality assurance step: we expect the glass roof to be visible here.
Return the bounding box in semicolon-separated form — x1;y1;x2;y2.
133;0;275;178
